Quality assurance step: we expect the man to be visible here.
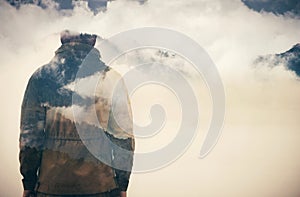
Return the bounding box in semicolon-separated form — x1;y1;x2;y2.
19;31;135;197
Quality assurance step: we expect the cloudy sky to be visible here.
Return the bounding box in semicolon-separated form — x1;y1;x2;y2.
1;0;300;196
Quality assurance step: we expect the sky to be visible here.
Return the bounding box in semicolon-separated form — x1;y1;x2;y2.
1;0;300;196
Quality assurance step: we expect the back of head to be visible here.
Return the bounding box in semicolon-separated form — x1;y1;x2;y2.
60;30;97;47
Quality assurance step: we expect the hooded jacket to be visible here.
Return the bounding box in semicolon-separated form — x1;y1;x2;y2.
19;32;134;195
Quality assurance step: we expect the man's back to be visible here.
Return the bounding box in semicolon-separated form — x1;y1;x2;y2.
19;31;134;197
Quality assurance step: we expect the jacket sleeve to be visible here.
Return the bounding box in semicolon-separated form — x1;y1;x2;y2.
19;75;46;191
107;75;135;192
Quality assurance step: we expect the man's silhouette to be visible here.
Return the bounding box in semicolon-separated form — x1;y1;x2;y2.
19;31;134;197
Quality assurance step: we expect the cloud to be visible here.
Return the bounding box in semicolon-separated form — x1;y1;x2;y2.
6;0;147;14
1;0;300;196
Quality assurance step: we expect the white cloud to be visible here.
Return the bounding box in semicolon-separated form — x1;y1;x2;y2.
1;0;300;196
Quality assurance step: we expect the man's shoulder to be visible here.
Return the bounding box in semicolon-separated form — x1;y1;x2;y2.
30;61;57;79
104;67;124;81
30;57;69;84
